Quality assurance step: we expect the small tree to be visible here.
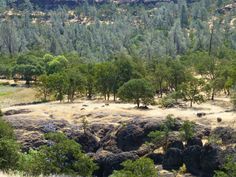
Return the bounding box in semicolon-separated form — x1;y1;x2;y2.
180;120;196;141
81;116;89;134
148;115;176;151
110;157;158;177
118;79;154;108
179;77;205;107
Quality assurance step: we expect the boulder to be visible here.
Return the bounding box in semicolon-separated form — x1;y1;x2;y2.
70;131;99;152
212;127;236;144
167;140;184;150
146;153;164;164
163;148;183;170
95;151;139;177
186;137;203;147
183;145;202;175
200;144;222;176
197;112;206;117
116;124;145;151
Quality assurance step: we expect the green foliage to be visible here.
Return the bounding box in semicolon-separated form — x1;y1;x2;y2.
214;155;236;177
160;96;176;108
148;115;176;150
180;120;196;141
42;132;98;176
0;116;20;171
110;157;158;177
12;55;43;85
0;118;15;140
0;139;20;171
18;149;46;176
19;132;98;176
118;79;154;108
179;77;205;107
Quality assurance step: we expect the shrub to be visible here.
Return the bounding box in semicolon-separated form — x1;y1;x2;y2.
0;116;20;171
160;96;176;108
43;133;98;176
110;157;158;177
214;155;236;177
180;120;196;141
18;149;46;176
0;139;20;171
0;118;15;139
148;115;176;151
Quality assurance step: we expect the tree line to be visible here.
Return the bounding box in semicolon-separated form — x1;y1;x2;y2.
1;49;236;108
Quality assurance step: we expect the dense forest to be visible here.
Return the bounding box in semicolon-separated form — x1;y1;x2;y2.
0;0;236;177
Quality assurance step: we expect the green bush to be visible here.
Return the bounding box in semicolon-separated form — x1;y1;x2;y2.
180;120;196;141
18;149;46;176
0;118;15;140
0;139;20;171
0;115;20;171
110;157;157;177
214;155;236;177
19;132;98;176
148;115;176;151
160;96;176;108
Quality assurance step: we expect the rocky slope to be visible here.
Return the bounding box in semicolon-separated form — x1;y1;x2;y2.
2;104;236;177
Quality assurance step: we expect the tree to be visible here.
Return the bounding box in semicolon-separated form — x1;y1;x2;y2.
180;5;189;28
118;79;154;108
36;74;51;101
44;55;68;75
168;59;187;91
153;61;170;98
179;77;205;107
194;52;218;100
64;68;86;102
80;63;96;100
47;73;67;102
95;62;117;100
12;55;43;85
110;157;157;177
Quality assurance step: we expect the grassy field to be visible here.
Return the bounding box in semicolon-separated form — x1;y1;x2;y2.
0;85;38;108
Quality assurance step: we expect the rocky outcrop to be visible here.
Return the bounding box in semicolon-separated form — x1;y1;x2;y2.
116;124;145;151
186;137;203;147
200;144;222;176
183;145;202;175
163;148;183;170
212;127;236;144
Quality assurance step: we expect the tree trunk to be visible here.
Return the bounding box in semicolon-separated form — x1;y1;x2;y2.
190;100;193;108
137;99;140;108
160;82;163;98
211;89;215;101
